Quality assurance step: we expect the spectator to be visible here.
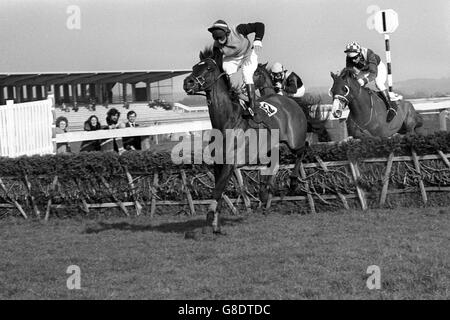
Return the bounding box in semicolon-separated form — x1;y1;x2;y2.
80;115;103;152
105;108;125;129
123;110;141;150
104;108;125;153
55;116;71;153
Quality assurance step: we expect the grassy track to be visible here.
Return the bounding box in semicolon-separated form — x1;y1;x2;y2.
0;206;448;299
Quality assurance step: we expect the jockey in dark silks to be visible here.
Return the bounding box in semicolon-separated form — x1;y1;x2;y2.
344;41;399;122
270;62;305;98
208;19;265;116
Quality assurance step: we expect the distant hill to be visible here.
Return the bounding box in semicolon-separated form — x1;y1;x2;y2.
173;77;450;106
308;77;450;100
395;78;450;98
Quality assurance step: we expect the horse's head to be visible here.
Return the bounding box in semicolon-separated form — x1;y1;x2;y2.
329;68;359;118
183;48;224;95
253;62;270;89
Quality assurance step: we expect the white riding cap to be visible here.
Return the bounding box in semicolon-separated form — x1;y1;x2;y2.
271;62;284;73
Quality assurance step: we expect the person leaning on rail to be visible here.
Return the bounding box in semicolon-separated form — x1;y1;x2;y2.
80;115;103;152
103;108;126;154
123;110;141;150
55;116;71;153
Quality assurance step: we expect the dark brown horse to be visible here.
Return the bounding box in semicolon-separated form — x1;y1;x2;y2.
183;47;307;235
330;68;423;138
253;62;278;96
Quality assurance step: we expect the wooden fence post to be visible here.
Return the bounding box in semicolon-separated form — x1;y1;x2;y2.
125;168;142;216
150;172;158;218
23;174;41;218
315;156;349;210
180;170;196;215
379;152;395;207
45;175;59;221
98;175;129;216
438;150;450;168
349;161;368;210
299;162;316;214
0;176;28;219
411;149;427;204
234;168;252;212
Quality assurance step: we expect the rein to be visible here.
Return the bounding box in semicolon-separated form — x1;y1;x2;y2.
189;58;227;94
332;79;375;129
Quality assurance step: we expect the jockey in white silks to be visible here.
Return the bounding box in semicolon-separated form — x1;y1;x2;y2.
208;19;265;115
270;62;306;98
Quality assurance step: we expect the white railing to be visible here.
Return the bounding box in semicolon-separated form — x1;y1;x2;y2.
173;103;208;113
0;96;55;157
55;120;212;143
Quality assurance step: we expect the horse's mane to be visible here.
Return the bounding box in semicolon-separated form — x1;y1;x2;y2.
339;68;357;80
199;47;241;104
199;46;215;60
258;63;271;75
199;46;224;72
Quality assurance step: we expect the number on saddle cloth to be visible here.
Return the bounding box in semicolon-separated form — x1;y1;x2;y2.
258;101;278;117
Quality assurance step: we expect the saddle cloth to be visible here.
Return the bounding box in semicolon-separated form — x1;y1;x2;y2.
239;99;279;127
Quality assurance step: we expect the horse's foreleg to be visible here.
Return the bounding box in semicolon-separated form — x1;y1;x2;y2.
260;173;276;210
290;147;306;192
207;164;234;234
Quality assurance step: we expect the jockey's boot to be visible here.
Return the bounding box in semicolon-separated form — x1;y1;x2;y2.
246;84;257;117
382;90;398;122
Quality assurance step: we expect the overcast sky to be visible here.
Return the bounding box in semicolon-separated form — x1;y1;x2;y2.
1;0;449;89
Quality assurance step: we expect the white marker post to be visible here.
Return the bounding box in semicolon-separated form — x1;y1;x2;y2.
374;9;399;97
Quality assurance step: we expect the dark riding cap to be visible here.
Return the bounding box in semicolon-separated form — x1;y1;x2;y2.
208;20;230;33
208;20;230;39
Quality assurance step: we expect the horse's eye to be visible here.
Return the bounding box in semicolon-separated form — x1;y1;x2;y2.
207;66;212;71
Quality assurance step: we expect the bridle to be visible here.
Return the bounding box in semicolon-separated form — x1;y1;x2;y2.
330;77;374;127
329;84;350;105
188;58;227;96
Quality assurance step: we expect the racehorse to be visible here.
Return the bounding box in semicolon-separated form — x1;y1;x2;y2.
253;62;278;96
329;68;423;138
183;47;308;235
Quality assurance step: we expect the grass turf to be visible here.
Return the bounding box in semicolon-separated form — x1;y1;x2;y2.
0;206;448;299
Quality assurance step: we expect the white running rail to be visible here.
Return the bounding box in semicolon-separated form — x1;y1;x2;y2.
0;96;55;157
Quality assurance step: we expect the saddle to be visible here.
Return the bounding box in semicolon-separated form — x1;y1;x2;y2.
368;89;402;110
238;98;279;128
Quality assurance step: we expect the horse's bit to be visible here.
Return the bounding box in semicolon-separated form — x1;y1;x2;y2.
190;58;227;93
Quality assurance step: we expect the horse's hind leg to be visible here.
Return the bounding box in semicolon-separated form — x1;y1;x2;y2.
403;103;424;134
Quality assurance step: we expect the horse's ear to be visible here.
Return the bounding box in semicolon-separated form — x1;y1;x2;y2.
262;62;268;68
330;72;336;79
199;51;205;61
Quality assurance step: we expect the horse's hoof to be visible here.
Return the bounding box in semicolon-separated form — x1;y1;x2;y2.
213;228;227;236
185;229;215;241
202;226;214;234
185;230;201;240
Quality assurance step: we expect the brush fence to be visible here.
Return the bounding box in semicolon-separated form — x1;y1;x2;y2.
0;149;449;219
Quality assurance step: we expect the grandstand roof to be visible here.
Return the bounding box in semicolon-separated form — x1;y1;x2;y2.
0;70;191;86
